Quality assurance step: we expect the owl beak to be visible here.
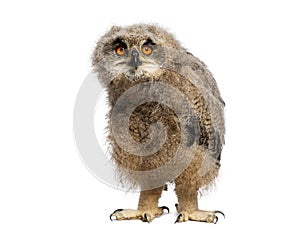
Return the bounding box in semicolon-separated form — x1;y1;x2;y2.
129;49;140;69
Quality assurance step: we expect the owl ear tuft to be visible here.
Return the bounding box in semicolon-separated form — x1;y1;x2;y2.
145;38;156;46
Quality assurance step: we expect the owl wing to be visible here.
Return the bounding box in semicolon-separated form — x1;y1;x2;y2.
185;51;225;106
162;49;225;160
186;52;225;161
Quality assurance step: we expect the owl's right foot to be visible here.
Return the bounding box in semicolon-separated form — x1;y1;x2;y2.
110;207;169;223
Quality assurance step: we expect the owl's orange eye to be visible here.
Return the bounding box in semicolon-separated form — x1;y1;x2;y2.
115;45;127;56
141;45;153;55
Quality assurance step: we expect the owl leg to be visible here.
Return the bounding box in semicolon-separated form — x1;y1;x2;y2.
174;185;224;223
110;186;169;223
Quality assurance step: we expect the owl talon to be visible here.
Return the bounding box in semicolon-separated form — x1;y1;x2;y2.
143;213;152;223
143;213;149;223
174;213;184;223
174;212;190;223
110;209;123;221
214;210;225;219
175;203;179;212
213;215;218;224
161;206;169;214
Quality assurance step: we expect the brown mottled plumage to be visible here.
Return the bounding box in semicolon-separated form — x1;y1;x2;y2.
92;24;225;223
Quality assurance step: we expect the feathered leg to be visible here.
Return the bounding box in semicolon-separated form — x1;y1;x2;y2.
174;183;224;223
110;186;169;223
174;152;224;224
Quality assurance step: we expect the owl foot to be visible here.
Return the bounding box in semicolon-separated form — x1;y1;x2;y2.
110;206;169;223
174;209;225;224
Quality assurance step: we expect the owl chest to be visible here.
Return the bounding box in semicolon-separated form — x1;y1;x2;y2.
107;72;213;151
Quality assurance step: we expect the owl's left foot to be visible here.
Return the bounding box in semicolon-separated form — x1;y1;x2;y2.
175;209;225;224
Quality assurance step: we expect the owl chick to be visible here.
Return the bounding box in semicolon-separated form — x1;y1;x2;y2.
92;24;225;223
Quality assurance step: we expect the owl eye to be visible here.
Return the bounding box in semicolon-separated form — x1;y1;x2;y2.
141;44;153;55
115;45;127;56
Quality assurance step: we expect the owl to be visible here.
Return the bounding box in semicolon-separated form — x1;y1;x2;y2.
92;24;225;223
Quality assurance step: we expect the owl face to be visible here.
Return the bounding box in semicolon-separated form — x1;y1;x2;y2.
108;37;165;78
92;24;181;82
100;36;167;80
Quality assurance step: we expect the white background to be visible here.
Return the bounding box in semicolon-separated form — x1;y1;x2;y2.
1;0;300;235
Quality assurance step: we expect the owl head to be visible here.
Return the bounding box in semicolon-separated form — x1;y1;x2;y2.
92;24;182;83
